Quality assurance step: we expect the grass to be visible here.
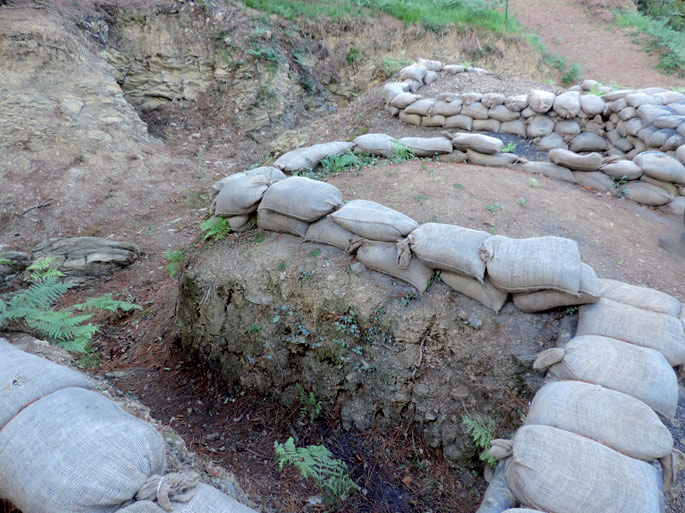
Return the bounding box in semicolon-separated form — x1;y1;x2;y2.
561;63;582;86
613;9;685;77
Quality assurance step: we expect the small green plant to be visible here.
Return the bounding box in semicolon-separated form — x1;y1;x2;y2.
452;182;465;190
253;231;266;243
392;141;415;162
274;437;359;508
201;218;232;241
346;46;359;66
485;202;502;214
0;258;140;352
519;197;527;208
162;249;185;278
529;178;539;188
459;60;472;68
247;43;282;65
296;383;322;422
561;63;582;86
414;194;429;203
564;306;579;315
462;414;497;467
309;249;321;257
379;55;411;76
587;83;605;96
501;142;517;153
248;322;261;334
74;154;85;163
278;261;287;271
612;175;629;197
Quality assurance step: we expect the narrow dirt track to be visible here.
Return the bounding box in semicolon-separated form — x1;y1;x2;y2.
509;0;685;89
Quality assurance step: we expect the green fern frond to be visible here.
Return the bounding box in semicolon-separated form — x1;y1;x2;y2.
462;414;498;467
72;293;142;313
27;257;65;283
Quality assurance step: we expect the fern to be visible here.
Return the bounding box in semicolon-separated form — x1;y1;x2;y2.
462;414;498;467
296;383;322;423
274;437;359;508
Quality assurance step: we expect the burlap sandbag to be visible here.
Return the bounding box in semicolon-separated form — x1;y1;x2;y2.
599;278;681;316
502;509;546;513
407;222;489;280
117;483;257;513
273;142;355;173
445;114;473;130
353;133;399;158
356;241;433;294
500;119;527;137
634;151;685;185
213;174;271;217
493;425;662;513
398;137;453;157
481;236;582;294
526;381;673;460
534;335;678;418
488;105;520;122
516;161;576;183
618;182;674;206
600;160;643;180
441;272;508;313
549;149;602;171
512;263;600;313
0;338;94;429
390;92;422;109
553;91;581;119
466;150;519;167
304;216;363;253
528;90;556;113
572;171;615;192
258;176;342;222
257;209;309;237
330;200;418;242
451;133;503;154
576;298;685;366
0;387;166;513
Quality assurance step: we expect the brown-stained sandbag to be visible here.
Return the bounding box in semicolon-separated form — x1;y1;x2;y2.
330;200;418;242
356;241;433;294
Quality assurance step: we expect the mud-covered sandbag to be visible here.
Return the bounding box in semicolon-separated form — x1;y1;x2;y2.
357;241;433;294
304;216;363;253
117;483;257;513
528;90;555;113
526;380;673;460
390;92;422;109
353;133;399;158
466;150;519;167
512;263;600;313
492;425;663;513
572;171;615;192
534;335;678;417
406;223;488;280
577;298;685;365
570;132;608;152
600;160;643;180
527;115;555;138
214;174;271;217
273;142;355;173
634;151;685;184
330;200;418;242
451;133;503;154
0;338;94;428
441;272;508;313
618;182;674;206
0;387;166;513
398;137;452;157
516;161;576;183
482;236;582;294
553;91;581;119
259;176;342;222
549;149;602;171
257;209;309;237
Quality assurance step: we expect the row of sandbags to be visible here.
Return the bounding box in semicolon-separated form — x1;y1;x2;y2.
478;283;685;513
0;338;256;513
396;57;489;94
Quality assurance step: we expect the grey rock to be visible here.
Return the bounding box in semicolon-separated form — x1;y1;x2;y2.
0;251;29;277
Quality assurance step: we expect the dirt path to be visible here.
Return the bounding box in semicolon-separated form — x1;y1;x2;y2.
509;0;685;89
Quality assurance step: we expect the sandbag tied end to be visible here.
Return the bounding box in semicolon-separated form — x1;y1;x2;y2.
135;472;200;511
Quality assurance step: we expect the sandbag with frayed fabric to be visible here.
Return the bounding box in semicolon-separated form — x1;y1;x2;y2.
356;241;433;294
273;142;355;173
330;200;418;242
304;216;363;253
0;387;166;513
213;174;272;217
576;298;685;366
534;335;678;417
117;483;257;513
258;176;342;222
441;272;508;313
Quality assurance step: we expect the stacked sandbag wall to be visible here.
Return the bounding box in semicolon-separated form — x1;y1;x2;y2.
0;338;257;513
382;59;685;215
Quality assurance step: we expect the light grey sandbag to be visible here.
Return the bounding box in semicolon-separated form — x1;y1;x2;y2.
618;181;674;206
0;387;166;513
390;92;422;109
549;148;602;171
481;235;582;294
580;93;606;116
451;133;503;154
213;174;271;217
258;176;342;222
599;278;682;316
492;425;663;513
528;90;556;113
512;263;600;313
0;338;94;429
572;171;615;192
353;133;399;158
398;137;452;157
445;114;473;130
356;241;433;294
406;223;489;280
243;166;287;180
404;99;435;116
226;215;250;231
304;216;363;253
600;160;643;180
117;483;257;513
576;298;685;366
475;462;516;513
553;91;581;119
502;510;547;513
441;271;508;313
383;82;407;104
273;142;355;173
330;199;418;242
466;149;519;167
500;119;527;137
534;335;678;418
526;380;673;460
472;119;501;133
536;133;567;151
634;151;685;184
516;161;576;183
570;132;608;152
257;209;309;237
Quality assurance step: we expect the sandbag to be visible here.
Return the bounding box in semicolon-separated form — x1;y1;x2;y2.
400;111;422;125
482;93;505;108
390;92;422;109
488;105;520;122
618;182;674;206
0;338;94;429
580;94;606;116
404;99;435;116
356;241;433;294
304;216;363;253
660;196;685;215
526;381;673;460
226;215;250;231
466;150;518;167
444;114;473;130
634;151;685;185
577;298;685;365
257;209;309;237
258;176;342;222
499;119;527;137
461;102;489;120
528;90;556;113
214;174;271;217
534;335;678;417
432;100;463;117
353;133;399;158
330;200;418;242
481;236;582;294
441;272;508;313
0;387;166;513
512;263;600;313
117;483;257;513
553;91;581;119
494;425;663;513
451;133;503;154
399;64;427;83
383;82;407;104
209;167;284;203
502;510;546;513
549;149;602;171
572;171;615;192
273;142;355;173
570;132;608;152
417;57;442;72
398;137;452;157
527;115;554;138
505;94;528;112
406;223;489;280
472;119;500;132
600;160;643;180
536;133;567;151
555;120;581;137
516;161;576;183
